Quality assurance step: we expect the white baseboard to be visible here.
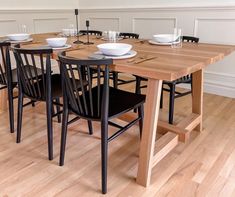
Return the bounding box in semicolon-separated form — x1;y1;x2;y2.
178;71;235;98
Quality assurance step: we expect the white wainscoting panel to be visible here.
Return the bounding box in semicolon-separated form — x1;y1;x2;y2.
133;17;176;38
0;9;75;36
79;6;235;98
0;20;18;35
89;17;120;31
194;18;235;44
33;18;70;33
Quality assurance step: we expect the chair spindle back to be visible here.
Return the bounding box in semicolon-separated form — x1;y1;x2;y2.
12;44;53;100
58;51;113;120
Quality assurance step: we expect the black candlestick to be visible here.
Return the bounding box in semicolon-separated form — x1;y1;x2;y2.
73;9;83;44
84;20;94;45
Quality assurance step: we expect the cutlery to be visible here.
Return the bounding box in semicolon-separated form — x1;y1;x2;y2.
127;55;148;63
134;56;156;64
66;47;85;52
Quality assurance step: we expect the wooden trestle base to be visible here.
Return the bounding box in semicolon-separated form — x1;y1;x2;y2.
118;110;202;180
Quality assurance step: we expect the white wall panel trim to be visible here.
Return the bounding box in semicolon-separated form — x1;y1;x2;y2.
87;17;121;31
0;19;16;22
194;18;235;39
79;6;235;13
0;9;73;14
132;17;177;33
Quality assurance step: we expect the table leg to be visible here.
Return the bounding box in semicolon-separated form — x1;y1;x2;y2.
192;69;204;132
136;78;162;187
0;89;8;112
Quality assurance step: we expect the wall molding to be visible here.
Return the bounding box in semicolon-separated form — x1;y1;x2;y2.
0;9;75;35
0;9;73;14
79;5;235;12
88;17;121;31
132;17;177;34
194;17;235;39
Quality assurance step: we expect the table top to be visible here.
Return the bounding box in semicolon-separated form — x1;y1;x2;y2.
23;33;235;81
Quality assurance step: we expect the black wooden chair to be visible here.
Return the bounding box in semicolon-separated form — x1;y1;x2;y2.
79;30;102;36
0;42;17;133
12;44;64;160
112;32;140;88
0;42;38;133
58;51;145;194
119;32;139;39
136;36;199;124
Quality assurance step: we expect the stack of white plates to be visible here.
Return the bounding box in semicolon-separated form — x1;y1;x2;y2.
149;34;180;45
95;43;137;59
6;33;33;43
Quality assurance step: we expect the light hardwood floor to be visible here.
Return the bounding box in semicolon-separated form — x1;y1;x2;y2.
0;78;235;197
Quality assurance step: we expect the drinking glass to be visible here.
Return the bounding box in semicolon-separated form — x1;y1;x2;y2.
108;31;117;42
171;28;182;48
69;24;76;36
19;24;27;33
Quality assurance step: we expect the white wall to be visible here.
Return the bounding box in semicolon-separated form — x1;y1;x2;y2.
79;0;235;9
0;0;78;9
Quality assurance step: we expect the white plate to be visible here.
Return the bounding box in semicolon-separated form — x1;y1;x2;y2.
94;50;137;60
10;38;33;44
148;40;180;46
49;44;72;50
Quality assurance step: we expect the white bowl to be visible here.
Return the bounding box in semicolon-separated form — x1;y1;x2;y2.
97;43;132;56
152;34;178;43
46;37;67;48
7;33;30;41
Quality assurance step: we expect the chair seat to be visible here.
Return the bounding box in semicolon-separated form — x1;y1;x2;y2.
23;74;62;100
71;86;145;120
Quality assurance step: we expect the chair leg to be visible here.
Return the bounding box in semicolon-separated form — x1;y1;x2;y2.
46;99;53;160
55;98;61;123
168;84;175;124
16;92;24;143
112;72;118;89
7;87;14;133
134;76;142;113
160;86;163;109
135;76;141;94
88;120;93;135
59;106;69;166
101;118;108;194
31;100;35;107
138;104;144;138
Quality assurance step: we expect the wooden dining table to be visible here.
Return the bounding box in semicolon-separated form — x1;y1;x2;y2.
1;32;235;187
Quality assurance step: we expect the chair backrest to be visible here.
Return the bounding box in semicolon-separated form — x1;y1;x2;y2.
79;30;103;36
58;51;113;120
182;36;199;43
119;33;139;39
0;42;11;86
12;44;53;100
